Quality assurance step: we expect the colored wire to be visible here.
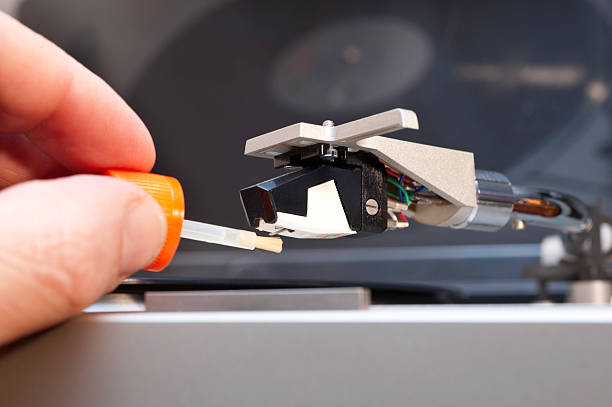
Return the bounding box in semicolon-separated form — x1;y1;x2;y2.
415;186;427;194
385;167;402;179
397;212;408;222
386;191;400;200
387;177;412;205
385;167;414;187
398;175;406;202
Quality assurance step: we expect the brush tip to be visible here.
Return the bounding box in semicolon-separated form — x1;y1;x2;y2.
254;236;283;253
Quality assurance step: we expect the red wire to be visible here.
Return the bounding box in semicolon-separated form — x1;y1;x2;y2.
397;212;408;222
385;167;401;179
385;167;411;183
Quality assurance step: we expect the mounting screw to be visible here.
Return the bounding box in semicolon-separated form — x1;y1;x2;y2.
365;198;379;216
322;120;334;127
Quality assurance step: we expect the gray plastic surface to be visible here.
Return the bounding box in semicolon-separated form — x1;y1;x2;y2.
2;305;612;406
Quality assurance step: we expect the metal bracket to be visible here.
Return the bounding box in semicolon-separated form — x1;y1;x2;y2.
244;108;477;208
245;108;419;158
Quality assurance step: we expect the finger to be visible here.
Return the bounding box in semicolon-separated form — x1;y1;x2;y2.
0;133;68;188
0;12;155;173
0;175;166;345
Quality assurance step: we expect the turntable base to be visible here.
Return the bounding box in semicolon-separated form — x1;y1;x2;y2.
3;305;612;406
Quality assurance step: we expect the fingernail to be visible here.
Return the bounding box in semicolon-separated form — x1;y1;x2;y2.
119;198;167;276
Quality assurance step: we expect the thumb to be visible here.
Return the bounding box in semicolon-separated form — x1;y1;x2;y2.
0;175;166;345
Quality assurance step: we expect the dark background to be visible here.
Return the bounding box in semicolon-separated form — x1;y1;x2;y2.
11;0;612;301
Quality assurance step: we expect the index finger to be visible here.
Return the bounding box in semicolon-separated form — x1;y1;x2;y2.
0;12;155;173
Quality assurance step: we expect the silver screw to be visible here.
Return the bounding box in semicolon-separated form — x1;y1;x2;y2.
365;198;379;216
322;120;334;127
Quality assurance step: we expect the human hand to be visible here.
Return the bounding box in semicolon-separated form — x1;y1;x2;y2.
0;12;167;345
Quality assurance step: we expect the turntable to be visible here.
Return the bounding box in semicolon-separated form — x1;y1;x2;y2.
3;2;612;405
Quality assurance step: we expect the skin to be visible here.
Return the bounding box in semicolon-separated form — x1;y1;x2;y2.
0;12;167;345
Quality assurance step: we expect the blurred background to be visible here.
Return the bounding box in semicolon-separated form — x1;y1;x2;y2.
2;0;611;302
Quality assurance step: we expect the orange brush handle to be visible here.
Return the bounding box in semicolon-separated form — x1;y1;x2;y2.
105;170;185;271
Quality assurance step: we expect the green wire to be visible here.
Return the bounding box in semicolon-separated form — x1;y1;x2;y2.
386;191;400;200
387;177;413;206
